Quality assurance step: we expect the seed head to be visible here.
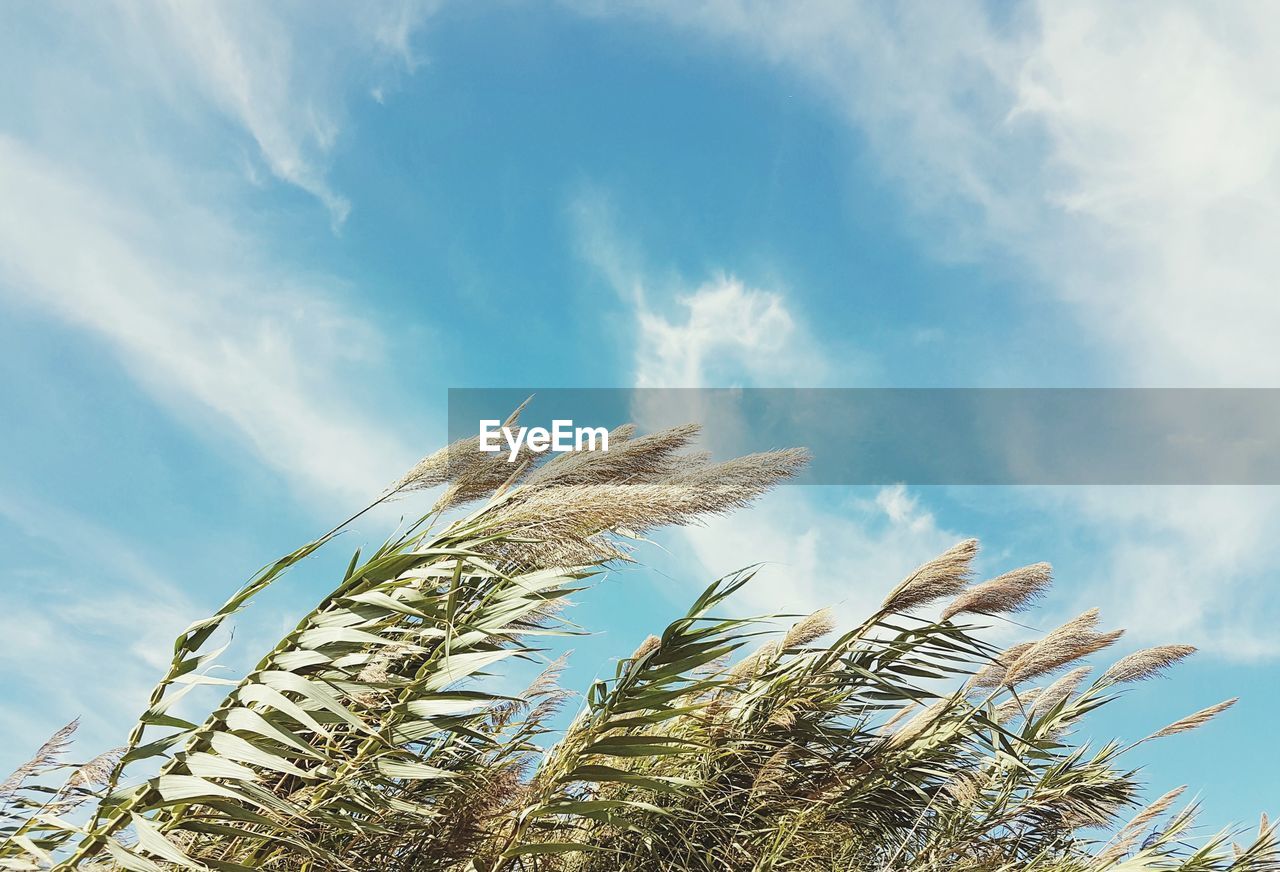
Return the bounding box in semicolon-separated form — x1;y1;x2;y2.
1099;645;1196;686
941;562;1052;621
1030;666;1092;718
782;608;836;648
1149;698;1238;739
630;635;662;661
1003;609;1124;687
881;539;979;615
966;641;1035;691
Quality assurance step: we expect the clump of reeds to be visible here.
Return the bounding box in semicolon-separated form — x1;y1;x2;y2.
0;422;1258;872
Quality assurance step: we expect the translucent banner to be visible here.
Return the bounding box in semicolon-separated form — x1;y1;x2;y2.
447;388;1280;485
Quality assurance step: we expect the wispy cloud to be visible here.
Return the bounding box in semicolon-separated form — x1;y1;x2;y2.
0;1;441;503
135;1;435;225
0;136;412;503
675;485;968;629
569;189;963;622
3;2;435;227
573;1;1280;660
0;1;443;770
1026;486;1280;660
0;492;201;759
570;190;830;388
595;0;1280;386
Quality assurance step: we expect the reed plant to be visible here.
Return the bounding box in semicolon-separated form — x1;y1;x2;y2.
0;418;1271;870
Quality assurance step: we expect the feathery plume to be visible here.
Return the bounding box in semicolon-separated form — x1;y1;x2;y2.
526;424;701;490
630;634;662;661
1099;645;1196;686
995;689;1041;724
879;701;921;733
782;608;836;649
388;400;541;510
1030;666;1092;718
729;641;779;681
490;654;572;729
966;641;1035;690
941;562;1052;621
1003;609;1124;686
0;719;78;800
880;539;980;615
751;746;797;797
1098;785;1187;864
888;698;954;748
357;643;414;685
1148;698;1238;739
767;701;802;729
66;746;127;791
944;770;985;807
482;447;809;568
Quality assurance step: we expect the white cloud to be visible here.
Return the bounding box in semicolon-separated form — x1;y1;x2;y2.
571;191;830;388
0;493;202;759
568;193;966;623
574;0;1280;660
673;485;967;627
3;1;434;227
0;136;413;503
594;0;1280;386
1028;486;1280;660
1008;4;1280;388
0;1;441;504
142;1;435;225
0;0;442;769
634;275;811;388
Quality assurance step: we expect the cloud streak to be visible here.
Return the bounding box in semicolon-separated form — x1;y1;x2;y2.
595;0;1280;386
576;1;1280;659
571;191;830;388
0;136;412;502
0;1;444;503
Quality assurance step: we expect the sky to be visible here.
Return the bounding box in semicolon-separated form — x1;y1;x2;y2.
1;0;1277;833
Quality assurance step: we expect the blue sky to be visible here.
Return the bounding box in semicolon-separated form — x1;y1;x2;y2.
2;0;1278;833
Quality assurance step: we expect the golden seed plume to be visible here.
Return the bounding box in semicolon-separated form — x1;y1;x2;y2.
887;698;953;748
751;746;796;797
782;608;836;649
630;634;662;661
1100;645;1197;686
941;562;1052;621
944;771;984;807
1148;697;1238;739
1003;609;1124;687
767;701;802;729
389;417;808;569
66;746;127;791
483;447;810;568
0;719;79;799
1030;665;1092;717
880;539;980;615
729;640;779;681
357;643;413;685
489;654;573;729
879;701;920;733
966;641;1035;691
1098;785;1187;864
994;689;1041;724
391;400;533;499
526;424;701;489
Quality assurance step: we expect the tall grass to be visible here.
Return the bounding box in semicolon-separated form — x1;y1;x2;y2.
0;420;1272;871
